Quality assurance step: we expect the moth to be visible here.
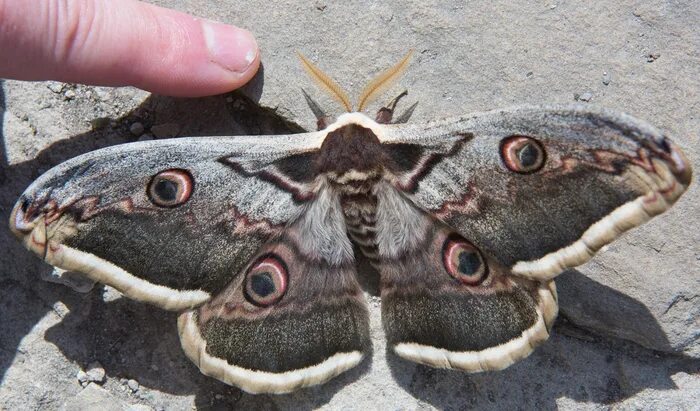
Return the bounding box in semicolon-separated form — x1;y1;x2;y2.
10;51;692;394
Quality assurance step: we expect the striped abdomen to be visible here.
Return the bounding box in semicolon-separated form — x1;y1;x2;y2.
333;172;381;264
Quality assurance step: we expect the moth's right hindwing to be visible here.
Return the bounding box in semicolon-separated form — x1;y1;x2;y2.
374;184;557;371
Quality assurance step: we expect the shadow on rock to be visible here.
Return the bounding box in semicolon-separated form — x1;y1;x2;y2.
557;269;674;352
386;275;699;410
43;288;370;410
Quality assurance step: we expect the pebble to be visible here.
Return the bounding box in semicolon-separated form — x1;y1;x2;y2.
64;89;76;100
646;53;660;62
129;122;145;136
602;72;611;85
102;286;123;303
127;379;140;392
86;362;106;384
41;267;95;293
46;82;65;93
576;92;593;102
77;370;89;386
150;123;180;138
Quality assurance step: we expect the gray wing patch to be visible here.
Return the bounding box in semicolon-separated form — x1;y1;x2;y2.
383;105;692;280
11;135;322;310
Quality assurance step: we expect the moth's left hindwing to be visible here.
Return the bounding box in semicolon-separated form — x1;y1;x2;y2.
178;202;371;394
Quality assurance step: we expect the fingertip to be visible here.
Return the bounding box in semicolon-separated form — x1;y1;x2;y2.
0;0;262;97
203;22;258;75
190;22;261;96
126;9;262;97
131;13;262;97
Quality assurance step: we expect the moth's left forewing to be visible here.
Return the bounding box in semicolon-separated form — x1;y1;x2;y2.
383;106;692;281
10;135;323;310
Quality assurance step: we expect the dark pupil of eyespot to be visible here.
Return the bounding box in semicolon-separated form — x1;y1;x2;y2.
250;272;275;297
154;179;178;201
21;197;31;212
457;250;481;276
517;143;539;168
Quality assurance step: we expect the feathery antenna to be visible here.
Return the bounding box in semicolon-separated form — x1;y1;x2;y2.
357;50;414;112
297;52;353;112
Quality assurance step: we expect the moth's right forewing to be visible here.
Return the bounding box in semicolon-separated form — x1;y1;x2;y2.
383;105;691;280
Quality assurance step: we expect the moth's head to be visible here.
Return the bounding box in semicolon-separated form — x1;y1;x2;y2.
297;50;414;115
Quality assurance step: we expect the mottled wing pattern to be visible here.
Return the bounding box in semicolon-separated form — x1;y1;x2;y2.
382;105;691;280
10;133;325;310
375;105;690;369
179;183;370;393
373;182;557;370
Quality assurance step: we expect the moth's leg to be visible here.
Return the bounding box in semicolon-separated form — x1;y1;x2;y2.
302;89;334;130
375;90;409;124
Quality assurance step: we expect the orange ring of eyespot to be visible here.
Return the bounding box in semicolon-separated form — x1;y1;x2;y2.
500;136;546;174
442;235;488;286
244;254;289;307
147;169;193;208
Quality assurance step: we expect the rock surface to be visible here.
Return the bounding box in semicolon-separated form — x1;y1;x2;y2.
1;0;698;409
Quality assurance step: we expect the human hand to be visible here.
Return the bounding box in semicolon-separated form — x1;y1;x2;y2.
0;0;260;97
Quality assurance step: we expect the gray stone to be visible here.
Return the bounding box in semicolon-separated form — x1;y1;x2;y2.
127;379;140;392
41;267;96;293
76;370;89;386
85;362;106;384
62;383;123;411
1;1;698;410
576;91;593;102
129;122;145;136
150;123;180;138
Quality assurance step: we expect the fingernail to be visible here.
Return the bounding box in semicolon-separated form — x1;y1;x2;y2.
203;21;258;73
